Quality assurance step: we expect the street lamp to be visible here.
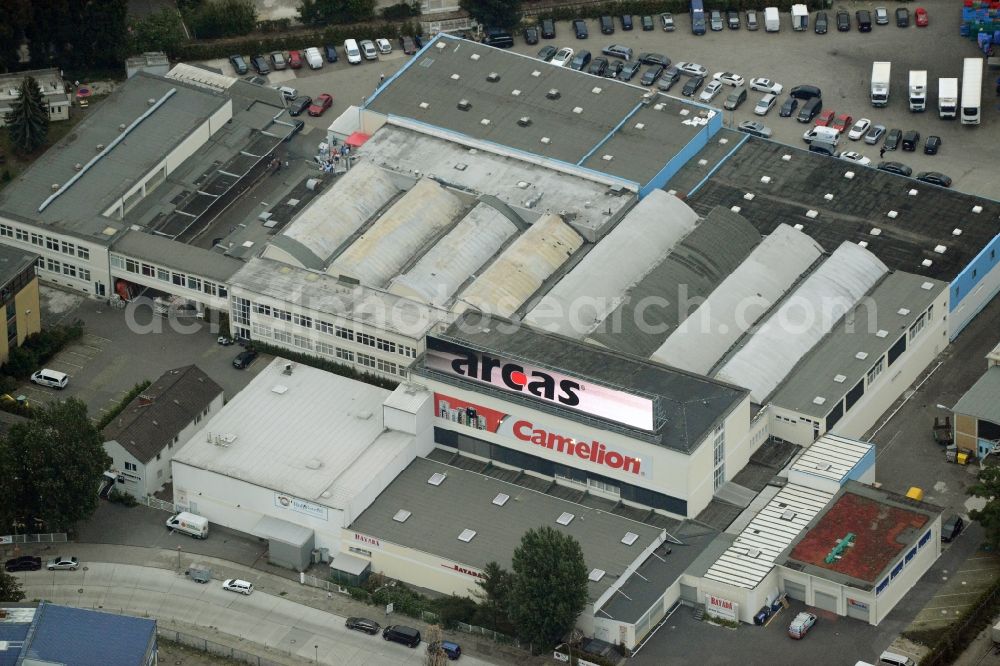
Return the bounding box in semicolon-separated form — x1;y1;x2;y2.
314;645;319;663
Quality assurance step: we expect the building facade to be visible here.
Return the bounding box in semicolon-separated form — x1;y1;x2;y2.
0;246;40;363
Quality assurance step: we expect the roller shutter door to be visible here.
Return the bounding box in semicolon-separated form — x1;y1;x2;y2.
784;581;806;601
814;590;838;613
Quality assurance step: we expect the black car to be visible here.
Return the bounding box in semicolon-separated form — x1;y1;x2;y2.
884;128;902;150
901;130;920;151
588;57;609;76
604;60;624;79
569;50;592;71
244;75;267;86
917;171;953;188
878;161;913;177
618;60;642;81
250;54;270;75
399;36;416;54
836;10;850;31
641;15;655;31
682;75;705;97
524;26;539;44
5;556;42;572
229;54;248;75
896;7;909;27
657;67;681;91
639;52;670;67
324;44;339;62
814;11;828;34
726;9;740;29
641;65;664;86
924;135;942;155
600;15;615;34
233;349;258;369
620;14;634;30
856;10;872;32
789;85;822;100
541;18;556;38
288;96;312;117
573;19;588;38
537;45;557;62
779;97;799;117
346;617;381;635
941;515;964;541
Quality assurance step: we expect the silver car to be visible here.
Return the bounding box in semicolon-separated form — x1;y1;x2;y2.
675;61;707;77
864;124;886;145
699;80;723;102
47;556;79;571
754;93;777;115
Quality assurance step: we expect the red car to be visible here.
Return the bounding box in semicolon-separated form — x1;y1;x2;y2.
308;93;333;117
814;110;835;127
915;7;928;26
832;113;853;133
288;50;303;69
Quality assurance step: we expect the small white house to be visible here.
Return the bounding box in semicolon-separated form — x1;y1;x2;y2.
102;365;223;498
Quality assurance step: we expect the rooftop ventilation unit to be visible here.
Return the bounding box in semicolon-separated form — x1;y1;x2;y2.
921;282;934;290
271;384;289;394
517;116;531;127
419;101;429;109
393;509;411;523
812;396;826;405
855;352;869;360
781;509;797;521
458;529;477;542
896;308;910;316
833;374;846;383
546;89;561;100
876;329;888;338
815;462;832;471
457;99;471;111
588;569;606;582
493;493;510;506
934;245;946;254
747;547;761;559
486;72;500;82
621;532;639;546
556;512;575;526
427;472;447;486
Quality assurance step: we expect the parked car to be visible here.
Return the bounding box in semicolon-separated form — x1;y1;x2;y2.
839;151;872;165
682;75;705;97
537;45;557;61
541;18;556;38
661;12;675;31
398;36;416;54
641;65;664;86
618;60;642;81
588;57;609;76
832;113;853;133
796;97;823;123
31;369;68;389
916;171;951;186
569;50;592;71
427;641;463;661
676;62;708;77
789;85;821;100
359;39;378;59
878;161;913;176
602;44;633;60
270;51;287;70
864;124;886;144
788;612;817;639
727;9;740;29
750;78;782;94
222;579;253;595
779;97;799;117
573;19;589;38
657;67;681;90
5;556;41;572
288;50;302;69
383;625;421;648
244;75;267;86
641;15;655;30
233;349;258;369
709;10;724;31
524;26;539;44
551;47;574;67
604;60;624;79
814;109;835;127
251;54;270;75
856;10;872;32
599;15;615;34
324;44;339;62
873;6;888;25
375;38;392;55
848;118;871;140
639;53;670;67
738;120;773;138
620;14;634;30
723;87;747;110
755;93;777;115
47;556;79;571
896;7;909;27
713;72;745;87
288;96;312;117
915;7;928;26
229;54;248;75
346;617;381;634
699;80;724;102
815;11;828;34
901;130;920;151
941;515;964;540
924;135;942;155
884;128;902;150
746;10;759;30
836;10;850;31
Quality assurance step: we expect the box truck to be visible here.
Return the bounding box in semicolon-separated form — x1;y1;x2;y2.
791;5;809;30
961;57;983;125
908;70;927;111
764;7;780;31
304;47;323;70
166;512;209;539
871;61;891;107
938;78;958;118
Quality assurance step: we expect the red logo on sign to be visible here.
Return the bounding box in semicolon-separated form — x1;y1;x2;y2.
442;563;486;578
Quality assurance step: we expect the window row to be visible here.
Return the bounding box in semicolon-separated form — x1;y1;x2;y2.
1;225;90;261
37;257;91;282
248;323;407;376
112;255;228;298
253;304;416;359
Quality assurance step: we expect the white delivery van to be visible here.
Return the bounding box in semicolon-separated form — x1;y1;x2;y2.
344;39;362;64
802;126;840;145
166;512;209;539
304;47;323;69
878;652;915;666
764;6;780;31
31;369;68;389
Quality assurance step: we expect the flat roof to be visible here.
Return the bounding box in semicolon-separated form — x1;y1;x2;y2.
349;457;665;604
0;244;38;286
790;434;873;485
953;365;1000;425
782;482;940;586
21;602;155;666
770;271;945;417
675;138;1000;282
418;311;748;453
367;34;707;186
111;230;244;283
173;358;411;507
0;73;227;243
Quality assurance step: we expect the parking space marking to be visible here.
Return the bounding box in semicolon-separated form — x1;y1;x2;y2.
50;359;82;369
63;350;93;359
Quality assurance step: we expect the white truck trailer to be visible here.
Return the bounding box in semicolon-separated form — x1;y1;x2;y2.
938;77;958;118
764;7;780;31
871;61;891;107
791;4;809;30
908;70;927;111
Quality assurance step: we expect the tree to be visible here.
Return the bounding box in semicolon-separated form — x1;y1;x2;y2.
80;0;128;69
5;76;48;155
0;399;110;532
299;0;377;26
459;0;522;31
474;561;513;632
129;9;186;58
970;466;1000;549
187;0;257;39
509;526;588;651
423;624;448;666
0;571;25;602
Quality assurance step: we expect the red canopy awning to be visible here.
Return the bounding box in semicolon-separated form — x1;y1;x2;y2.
345;132;370;148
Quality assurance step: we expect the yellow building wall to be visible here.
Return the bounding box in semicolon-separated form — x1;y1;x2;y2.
0;276;41;364
955;413;978;453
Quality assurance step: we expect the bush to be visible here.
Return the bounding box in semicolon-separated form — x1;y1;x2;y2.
107;488;139;507
430;595;478;629
346;585;371;602
248;341;399;390
529;0;824;23
381;1;421;20
0;321;84;380
96;380;152;430
370;582;431;618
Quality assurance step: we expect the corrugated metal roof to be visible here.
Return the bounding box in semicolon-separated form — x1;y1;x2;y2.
651;224;823;374
388;202;517;306
21;602;155;666
703;483;833;589
714;241;888;403
790;434;872;484
456;213;583;318
953;366;1000;425
327;178;464;287
523;190;698;338
271;161;403;268
165;62;237;91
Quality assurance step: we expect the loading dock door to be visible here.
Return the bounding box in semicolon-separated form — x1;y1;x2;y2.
814;590;838;613
784;581;806;602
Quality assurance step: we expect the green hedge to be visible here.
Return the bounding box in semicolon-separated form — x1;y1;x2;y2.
0;321;84;380
248;341;400;391
529;0;824;23
96;380;152;431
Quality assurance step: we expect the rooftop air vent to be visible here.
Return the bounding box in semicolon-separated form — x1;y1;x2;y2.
556;512;575;526
572;106;583;114
781;509;797;521
540;136;550;144
511;89;521;96
815;462;832;471
470;53;480;61
450;73;461;80
546;88;561;100
393;509;411;523
486;72;500;82
922;259;933;267
887;210;898;219
897;308;910;316
858;241;869;248
588;569;606;582
457;99;471;111
812;396;826;405
921;282;934;290
972;205;983;214
50;183;59;191
118;123;126;132
458;529;477;542
592;86;603;94
74;163;82;171
855;352;869;360
493;493;510;506
96;144;104;151
271;384;288;394
480;118;490;125
952;228;963;236
517;116;531;127
870;228;882;236
427;472;447;486
934;245;946;254
747;547;761;559
833;374;846;383
147;98;156;105
876;329;888;338
419;101;429;109
621;532;639;546
634;122;645;130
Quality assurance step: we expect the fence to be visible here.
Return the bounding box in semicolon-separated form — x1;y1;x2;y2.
159;628;290;666
455;621;520;647
0;532;67;545
920;579;1000;666
139;495;177;513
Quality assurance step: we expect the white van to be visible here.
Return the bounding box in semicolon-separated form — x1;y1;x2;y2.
166;512;209;539
30;369;68;389
222;578;253;595
802;125;840;145
304;46;323;70
878;652;915;666
344;39;362;65
274;85;298;100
